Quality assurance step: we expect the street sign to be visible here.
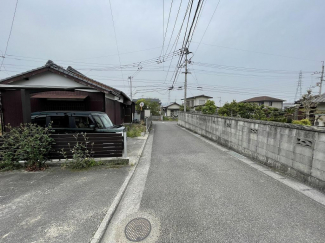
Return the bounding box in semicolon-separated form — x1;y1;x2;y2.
140;102;144;111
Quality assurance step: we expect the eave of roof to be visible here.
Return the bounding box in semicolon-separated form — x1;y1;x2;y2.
164;102;180;108
241;96;285;102
181;94;213;100
0;60;132;102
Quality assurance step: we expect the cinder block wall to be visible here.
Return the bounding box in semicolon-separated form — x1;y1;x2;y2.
178;112;325;190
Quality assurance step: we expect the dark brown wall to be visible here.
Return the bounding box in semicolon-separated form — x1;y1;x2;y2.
87;92;105;111
105;98;116;124
1;89;130;128
1;90;24;128
30;91;104;112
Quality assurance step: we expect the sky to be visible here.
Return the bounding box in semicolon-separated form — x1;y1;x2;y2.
1;0;325;106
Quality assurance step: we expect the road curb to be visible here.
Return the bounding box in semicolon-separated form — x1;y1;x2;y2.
90;133;150;243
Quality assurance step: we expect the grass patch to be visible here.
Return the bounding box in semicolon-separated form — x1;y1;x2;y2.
125;123;146;137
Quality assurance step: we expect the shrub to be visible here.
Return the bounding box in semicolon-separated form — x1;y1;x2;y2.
292;119;311;126
0;123;53;171
60;133;101;169
202;100;217;115
126;124;146;137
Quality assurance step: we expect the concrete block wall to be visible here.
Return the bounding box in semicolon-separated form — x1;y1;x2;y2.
178;112;325;190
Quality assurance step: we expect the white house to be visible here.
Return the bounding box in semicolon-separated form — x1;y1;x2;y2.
164;102;181;117
241;96;285;109
181;95;213;109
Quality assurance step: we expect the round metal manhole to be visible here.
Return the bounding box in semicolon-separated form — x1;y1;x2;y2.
124;217;151;242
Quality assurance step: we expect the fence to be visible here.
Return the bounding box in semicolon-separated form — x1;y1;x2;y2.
178;112;325;190
49;133;126;159
0;132;127;160
146;115;152;133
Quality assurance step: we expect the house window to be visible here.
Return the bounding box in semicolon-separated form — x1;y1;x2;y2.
190;100;194;107
269;101;273;106
258;101;264;106
186;101;190;107
199;100;205;105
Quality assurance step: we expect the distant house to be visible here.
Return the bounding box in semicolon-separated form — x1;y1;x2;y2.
181;95;213;109
241;96;285;109
163;102;181;117
0;60;134;129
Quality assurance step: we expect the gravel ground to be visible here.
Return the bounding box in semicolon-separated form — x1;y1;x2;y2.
0;136;146;243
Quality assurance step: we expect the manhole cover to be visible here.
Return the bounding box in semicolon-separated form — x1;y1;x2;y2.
125;217;151;242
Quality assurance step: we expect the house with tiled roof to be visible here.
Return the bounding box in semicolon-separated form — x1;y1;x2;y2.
241;96;285;109
0;60;134;128
163;102;181;117
181;94;213;109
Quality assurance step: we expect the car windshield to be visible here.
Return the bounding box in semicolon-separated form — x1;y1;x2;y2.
99;114;113;128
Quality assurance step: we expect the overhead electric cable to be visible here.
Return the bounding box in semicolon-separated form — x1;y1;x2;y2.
108;0;124;80
0;0;19;72
194;0;221;55
164;0;183;56
160;0;174;59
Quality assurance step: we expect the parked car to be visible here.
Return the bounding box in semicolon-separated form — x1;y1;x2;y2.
31;111;125;133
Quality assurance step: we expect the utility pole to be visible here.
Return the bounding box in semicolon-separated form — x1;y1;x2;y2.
319;61;324;95
182;48;191;112
128;76;133;100
294;71;303;102
168;90;170;104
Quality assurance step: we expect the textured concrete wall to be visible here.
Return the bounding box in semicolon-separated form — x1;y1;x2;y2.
178;112;325;190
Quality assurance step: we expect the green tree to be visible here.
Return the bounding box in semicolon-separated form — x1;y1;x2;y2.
202;100;217;114
217;101;289;121
179;105;190;112
135;99;160;115
135;99;149;112
300;90;318;120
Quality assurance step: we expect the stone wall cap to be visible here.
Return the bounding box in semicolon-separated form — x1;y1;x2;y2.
179;112;325;133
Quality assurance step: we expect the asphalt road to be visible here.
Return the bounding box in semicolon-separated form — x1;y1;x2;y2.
136;122;325;242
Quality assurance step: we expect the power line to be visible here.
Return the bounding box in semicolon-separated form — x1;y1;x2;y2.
163;0;193;84
194;0;221;55
77;46;162;60
192;41;321;62
187;0;206;46
160;0;174;60
192;61;315;74
0;0;19;72
164;0;183;55
108;0;124;80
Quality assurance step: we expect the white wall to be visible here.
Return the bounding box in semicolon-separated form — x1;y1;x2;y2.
194;97;209;106
168;104;180;109
12;72;89;87
250;101;283;109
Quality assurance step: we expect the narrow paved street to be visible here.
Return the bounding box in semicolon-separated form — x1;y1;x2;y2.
105;122;325;242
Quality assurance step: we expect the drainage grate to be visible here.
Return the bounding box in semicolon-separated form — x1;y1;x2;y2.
125;217;151;242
